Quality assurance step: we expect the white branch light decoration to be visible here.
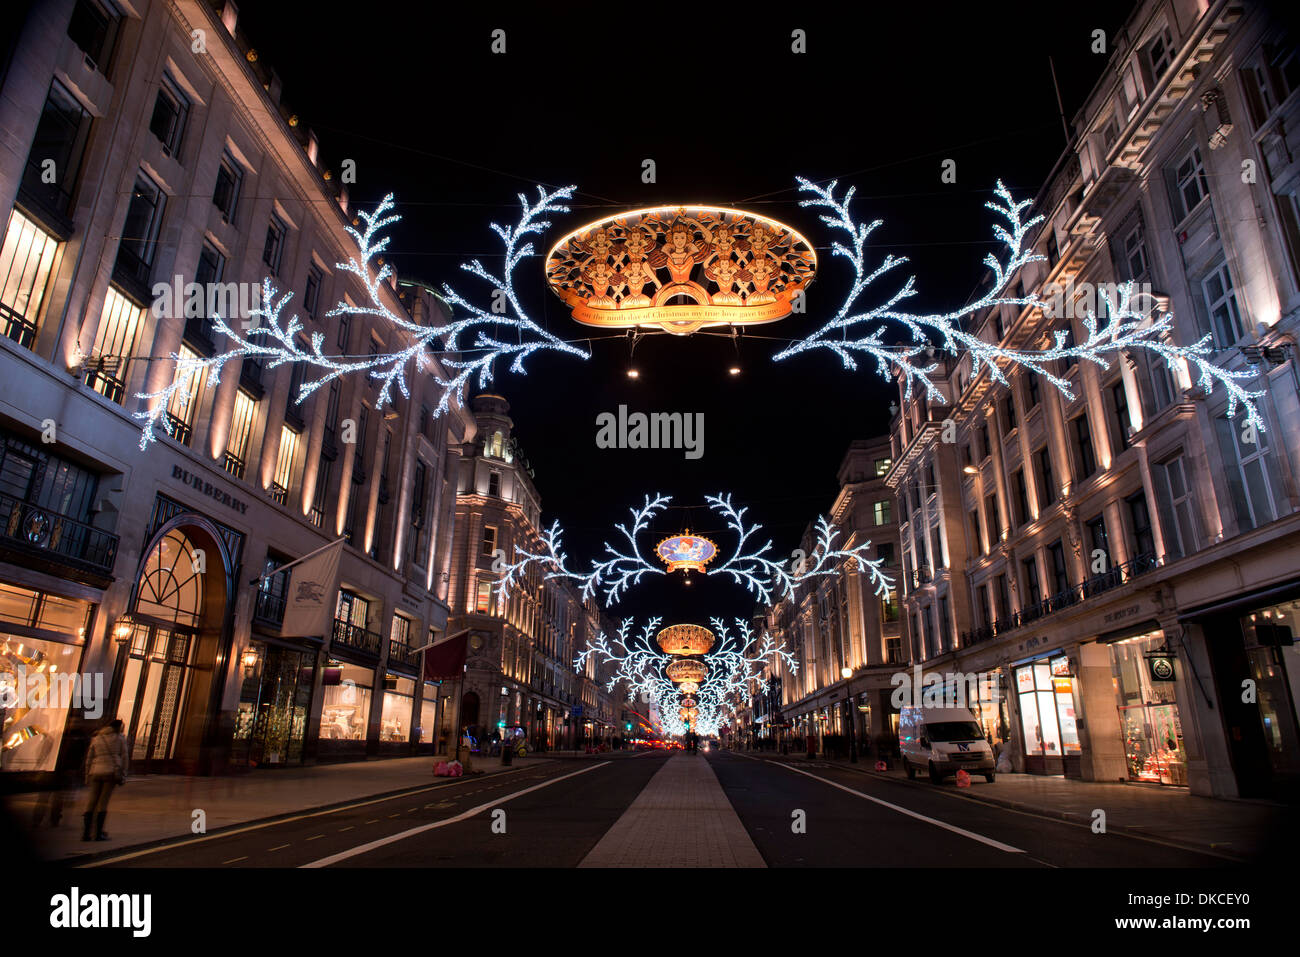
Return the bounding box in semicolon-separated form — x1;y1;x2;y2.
773;177;1265;432
133;187;589;449
496;492;892;607
576;616;796;737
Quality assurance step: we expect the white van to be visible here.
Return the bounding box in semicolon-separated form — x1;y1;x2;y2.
899;707;996;784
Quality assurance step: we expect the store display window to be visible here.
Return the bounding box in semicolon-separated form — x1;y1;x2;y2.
1;634;86;772
1240;602;1300;780
1016;659;1078;759
318;661;372;741
380;675;414;742
1109;631;1185;785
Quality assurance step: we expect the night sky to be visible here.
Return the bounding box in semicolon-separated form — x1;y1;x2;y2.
235;0;1135;624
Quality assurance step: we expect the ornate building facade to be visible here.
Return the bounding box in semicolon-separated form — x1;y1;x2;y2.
447;393;622;751
0;0;473;780
887;0;1300;798
754;437;906;754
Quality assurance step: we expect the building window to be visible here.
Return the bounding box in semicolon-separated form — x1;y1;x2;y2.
115;171;166;287
149;73;189;158
1148;355;1176;412
1170;146;1209;222
263;214;288;276
67;0;121;73
85;286;143;403
337;307;351;350
872;500;891;526
1048;540;1069;596
410;460;428;560
304;263;323;318
184;240;224;353
487;471;501;498
1012;469;1030;527
984;493;999;546
882;587;899;624
976;583;992;629
162;345;203;445
1126;490;1156;559
0;209;60;349
1213;413;1285;532
874;457;892;477
481;524;498;557
22;81;93;219
1145;27;1175;81
1022;555;1041;608
1046;230;1060;267
1153;453;1201;561
224;389;257;478
977;422;991;462
271;425;300;505
969;509;983;555
1035;447;1056;509
875;541;895;565
995;573;1010;622
938;596;951;652
1085;514;1109;567
212;152;242;223
390;614;411;648
311;454;332;528
1122;220;1149;280
1025;373;1040;410
1109;381;1132;456
476;580;494;614
1071;413;1097;480
1000;393;1017;434
1201;260;1245;349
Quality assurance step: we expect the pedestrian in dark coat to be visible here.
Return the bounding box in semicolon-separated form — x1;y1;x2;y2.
82;719;128;841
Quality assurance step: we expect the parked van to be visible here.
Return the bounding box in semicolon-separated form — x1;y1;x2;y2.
899;707;995;783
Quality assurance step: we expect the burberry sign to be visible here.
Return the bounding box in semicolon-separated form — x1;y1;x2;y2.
171;465;250;515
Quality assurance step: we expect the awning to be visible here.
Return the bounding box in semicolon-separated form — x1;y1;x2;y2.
1177;578;1300;623
424;631;469;681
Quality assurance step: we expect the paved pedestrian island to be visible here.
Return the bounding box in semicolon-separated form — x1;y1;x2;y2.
578;753;765;867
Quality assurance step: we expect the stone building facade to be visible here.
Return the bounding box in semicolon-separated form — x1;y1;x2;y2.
887;0;1300;798
0;0;473;780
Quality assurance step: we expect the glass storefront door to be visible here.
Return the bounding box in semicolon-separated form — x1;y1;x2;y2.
1015;658;1081;773
117;621;196;768
1109;631;1186;785
232;642;315;767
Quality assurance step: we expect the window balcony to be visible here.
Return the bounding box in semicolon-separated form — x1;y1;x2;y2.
959;552;1157;648
0;492;119;579
1;303;39;350
253;588;286;628
164;412;192;446
269;482;288;506
387;640;419;672
332;617;382;657
223;452;246;480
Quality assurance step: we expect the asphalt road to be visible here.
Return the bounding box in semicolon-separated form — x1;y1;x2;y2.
710;751;1230;868
83;749;1235;868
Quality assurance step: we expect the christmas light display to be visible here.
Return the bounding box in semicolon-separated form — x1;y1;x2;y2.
773;177;1265;433
575;616;796;738
134;187;589;449
495;492;892;607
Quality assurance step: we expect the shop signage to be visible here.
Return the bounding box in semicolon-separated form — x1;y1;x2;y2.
1103;602;1143;626
1147;654;1176;682
1050;655;1072;677
170;465;249;515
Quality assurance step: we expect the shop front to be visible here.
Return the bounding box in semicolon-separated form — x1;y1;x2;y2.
1107;629;1187;786
0;582;94;776
1012;654;1082;775
316;658;374;759
230;637;316;768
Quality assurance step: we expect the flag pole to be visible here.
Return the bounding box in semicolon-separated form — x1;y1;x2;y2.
248;536;347;586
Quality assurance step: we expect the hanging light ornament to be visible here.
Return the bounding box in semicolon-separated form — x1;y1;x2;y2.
655;623;715;656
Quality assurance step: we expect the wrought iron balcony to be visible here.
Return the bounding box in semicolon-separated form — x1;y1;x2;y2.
332;617;382;657
270;482;288;505
1;303;38;350
164;413;192;446
387;640;419;671
223;451;246;479
960;552;1157;648
253;588;286;627
0;492;119;577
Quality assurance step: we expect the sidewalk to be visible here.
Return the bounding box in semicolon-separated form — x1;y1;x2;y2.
735;749;1292;861
5;753;530;863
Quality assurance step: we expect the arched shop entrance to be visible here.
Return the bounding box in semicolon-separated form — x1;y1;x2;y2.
114;519;233;774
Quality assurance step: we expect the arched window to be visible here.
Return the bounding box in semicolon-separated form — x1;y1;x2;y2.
135;529;204;628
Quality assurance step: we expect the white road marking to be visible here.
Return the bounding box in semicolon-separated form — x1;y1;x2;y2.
77;764;534;867
268;843;290;852
776;762;1026;854
301;762;612;868
221;856;248;864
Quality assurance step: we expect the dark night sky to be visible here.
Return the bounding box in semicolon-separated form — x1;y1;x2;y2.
235;0;1135;624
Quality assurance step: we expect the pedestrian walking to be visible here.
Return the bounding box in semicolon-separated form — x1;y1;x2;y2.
82;718;128;842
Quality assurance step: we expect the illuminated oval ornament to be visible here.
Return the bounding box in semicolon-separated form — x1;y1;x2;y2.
655;531;717;574
677;682;700;696
545;206;816;335
656;623;716;656
665;659;709;685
